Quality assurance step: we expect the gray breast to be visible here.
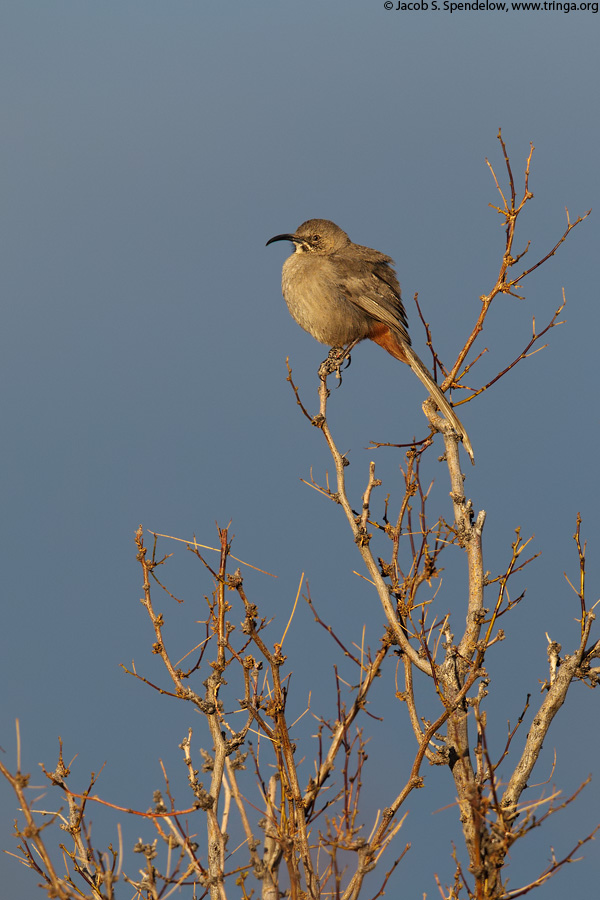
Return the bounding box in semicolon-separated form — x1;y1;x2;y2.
282;254;372;347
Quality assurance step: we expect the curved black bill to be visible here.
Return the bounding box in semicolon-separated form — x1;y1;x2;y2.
266;233;296;247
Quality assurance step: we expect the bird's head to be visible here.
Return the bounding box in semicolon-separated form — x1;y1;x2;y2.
266;219;350;254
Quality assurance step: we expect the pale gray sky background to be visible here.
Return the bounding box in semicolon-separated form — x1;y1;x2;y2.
1;2;598;898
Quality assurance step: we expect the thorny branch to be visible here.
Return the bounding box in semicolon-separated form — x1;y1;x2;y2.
286;133;597;900
1;134;596;900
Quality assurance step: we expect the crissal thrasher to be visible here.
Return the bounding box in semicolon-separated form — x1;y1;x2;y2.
267;218;474;464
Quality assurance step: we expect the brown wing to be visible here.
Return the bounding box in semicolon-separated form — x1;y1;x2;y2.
335;246;475;464
335;250;411;347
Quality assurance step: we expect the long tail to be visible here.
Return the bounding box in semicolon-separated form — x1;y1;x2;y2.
402;344;475;465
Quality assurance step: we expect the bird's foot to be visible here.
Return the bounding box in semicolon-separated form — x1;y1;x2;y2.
319;347;352;384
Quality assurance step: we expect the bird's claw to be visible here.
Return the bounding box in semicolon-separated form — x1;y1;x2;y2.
319;347;352;384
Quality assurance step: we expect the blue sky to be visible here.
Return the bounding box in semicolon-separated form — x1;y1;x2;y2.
1;2;598;897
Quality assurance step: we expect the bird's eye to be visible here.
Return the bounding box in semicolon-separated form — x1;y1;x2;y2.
312;234;320;243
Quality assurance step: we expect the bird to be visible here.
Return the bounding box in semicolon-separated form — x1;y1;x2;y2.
266;218;474;464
